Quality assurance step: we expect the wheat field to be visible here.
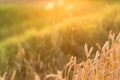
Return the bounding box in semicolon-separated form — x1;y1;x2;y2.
0;1;120;80
44;32;120;80
1;32;120;80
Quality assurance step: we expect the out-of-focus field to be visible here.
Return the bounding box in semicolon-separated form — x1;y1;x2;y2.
0;1;120;80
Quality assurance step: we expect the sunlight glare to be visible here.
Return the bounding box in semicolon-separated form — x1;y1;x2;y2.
45;2;55;10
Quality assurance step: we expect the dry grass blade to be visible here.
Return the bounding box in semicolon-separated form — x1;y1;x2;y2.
96;43;102;51
88;47;93;57
109;31;115;43
0;77;4;80
10;70;16;80
102;41;109;52
3;72;7;79
84;44;89;58
34;72;40;80
84;43;93;59
44;74;61;80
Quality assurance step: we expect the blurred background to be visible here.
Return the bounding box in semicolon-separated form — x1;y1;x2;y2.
0;0;120;80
